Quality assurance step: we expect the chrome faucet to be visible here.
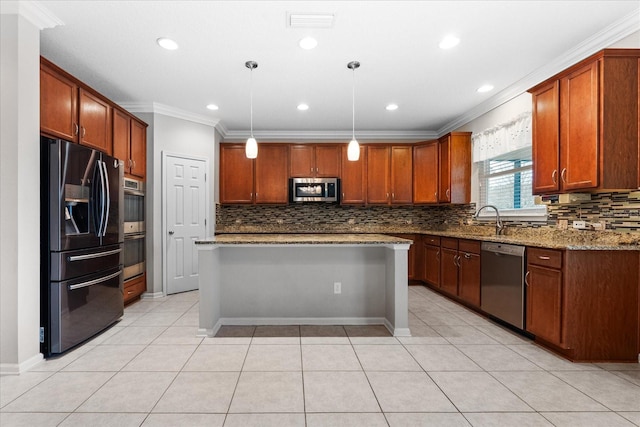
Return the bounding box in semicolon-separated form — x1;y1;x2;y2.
474;205;504;235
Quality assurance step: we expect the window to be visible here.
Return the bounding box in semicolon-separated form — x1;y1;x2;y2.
472;111;546;221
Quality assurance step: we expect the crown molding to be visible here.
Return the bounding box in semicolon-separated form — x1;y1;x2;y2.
1;1;63;29
438;8;640;135
118;102;221;128
221;129;437;143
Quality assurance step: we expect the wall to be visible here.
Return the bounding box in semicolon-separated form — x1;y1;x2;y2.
144;113;219;296
0;13;42;373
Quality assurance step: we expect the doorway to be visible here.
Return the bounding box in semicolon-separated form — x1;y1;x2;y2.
163;152;209;295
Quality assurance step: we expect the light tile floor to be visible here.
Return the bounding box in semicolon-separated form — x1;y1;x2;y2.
2;286;639;426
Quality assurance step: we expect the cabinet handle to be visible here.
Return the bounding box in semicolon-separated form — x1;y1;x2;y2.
127;290;133;295
132;160;136;169
464;253;471;259
525;271;530;286
392;192;395;200
316;167;319;173
446;189;450;199
434;192;438;199
436;250;440;261
310;167;313;173
128;159;133;168
74;123;79;136
81;126;86;138
342;193;345;199
560;168;567;183
538;256;551;260
386;192;389;199
552;169;558;184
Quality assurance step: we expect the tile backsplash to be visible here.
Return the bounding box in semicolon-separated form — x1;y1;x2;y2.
217;190;640;234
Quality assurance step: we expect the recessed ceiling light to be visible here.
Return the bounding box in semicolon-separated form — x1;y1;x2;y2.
439;35;460;50
297;103;309;111
206;104;219;111
157;37;178;50
385;104;399;111
477;84;494;93
299;37;318;50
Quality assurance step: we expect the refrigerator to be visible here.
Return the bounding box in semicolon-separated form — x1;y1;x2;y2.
40;136;124;357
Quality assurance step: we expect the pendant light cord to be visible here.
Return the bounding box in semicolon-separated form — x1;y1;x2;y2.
250;67;254;138
351;66;355;140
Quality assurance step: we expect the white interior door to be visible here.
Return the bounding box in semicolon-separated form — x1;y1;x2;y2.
164;154;208;295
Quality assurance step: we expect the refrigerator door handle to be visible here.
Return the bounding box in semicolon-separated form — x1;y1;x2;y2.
68;248;122;262
68;270;122;291
100;160;110;237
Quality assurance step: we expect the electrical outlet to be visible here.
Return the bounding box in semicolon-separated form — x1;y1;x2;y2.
572;220;587;229
333;282;341;294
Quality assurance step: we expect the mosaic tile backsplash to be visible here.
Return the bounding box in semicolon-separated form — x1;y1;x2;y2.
216;191;640;234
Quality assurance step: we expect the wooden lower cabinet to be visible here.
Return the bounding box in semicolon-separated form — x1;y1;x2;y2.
124;273;146;305
439;238;459;296
423;235;441;287
526;247;639;362
457;240;481;307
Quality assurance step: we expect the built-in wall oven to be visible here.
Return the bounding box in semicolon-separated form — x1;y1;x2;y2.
123;177;145;281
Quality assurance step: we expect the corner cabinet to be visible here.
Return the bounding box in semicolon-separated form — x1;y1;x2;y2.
219;143;289;204
529;49;640;194
413;133;471;204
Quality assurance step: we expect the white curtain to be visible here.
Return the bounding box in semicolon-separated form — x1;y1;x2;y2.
472;112;532;162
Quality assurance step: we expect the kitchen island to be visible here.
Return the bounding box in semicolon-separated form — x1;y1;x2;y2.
195;234;412;337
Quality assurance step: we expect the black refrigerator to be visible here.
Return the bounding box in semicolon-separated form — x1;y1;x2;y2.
40;136;124;357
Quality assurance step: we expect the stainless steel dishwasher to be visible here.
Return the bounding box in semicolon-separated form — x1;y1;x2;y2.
480;242;526;329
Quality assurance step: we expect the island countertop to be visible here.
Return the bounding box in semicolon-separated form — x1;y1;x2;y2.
195;233;413;246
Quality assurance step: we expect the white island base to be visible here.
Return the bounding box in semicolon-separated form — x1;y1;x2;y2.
195;234;412;337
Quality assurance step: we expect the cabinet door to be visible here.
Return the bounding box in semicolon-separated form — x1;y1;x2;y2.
290;145;314;177
413;142;439;203
532;81;560;194
40;64;78;141
561;61;599;191
458;251;481;307
220;144;254;204
255;145;289;204
130;120;147;179
112;109;131;171
526;264;563;346
315;145;340;177
390;146;413;204
424;244;440;286
79;88;112;155
340;145;366;204
440;247;458;295
438;136;451;203
413;235;425;282
366;145;390;204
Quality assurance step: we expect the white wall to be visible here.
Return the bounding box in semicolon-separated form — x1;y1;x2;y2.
144;113;219;296
0;13;42;373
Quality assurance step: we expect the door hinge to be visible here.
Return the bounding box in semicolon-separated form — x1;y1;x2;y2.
205;219;207;226
39;327;44;343
204;173;207;182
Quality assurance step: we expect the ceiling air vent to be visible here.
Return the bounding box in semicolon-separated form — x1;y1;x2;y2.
288;13;334;28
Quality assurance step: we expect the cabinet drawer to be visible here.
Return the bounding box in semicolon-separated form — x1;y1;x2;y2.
441;237;458;250
423;235;440;246
124;275;146;303
458;239;481;254
527;247;562;269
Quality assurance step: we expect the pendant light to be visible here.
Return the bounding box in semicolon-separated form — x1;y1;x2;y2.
347;61;360;161
245;60;258;159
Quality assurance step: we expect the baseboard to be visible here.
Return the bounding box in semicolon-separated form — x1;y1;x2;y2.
217;317;387;326
141;291;165;299
0;352;44;375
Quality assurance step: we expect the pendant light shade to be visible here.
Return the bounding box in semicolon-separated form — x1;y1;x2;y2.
245;60;258;159
347;61;360;161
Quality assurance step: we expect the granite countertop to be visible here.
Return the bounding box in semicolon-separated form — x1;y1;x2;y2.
214;225;640;250
196;233;413;246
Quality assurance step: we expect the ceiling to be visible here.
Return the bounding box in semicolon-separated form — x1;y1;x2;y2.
35;1;639;141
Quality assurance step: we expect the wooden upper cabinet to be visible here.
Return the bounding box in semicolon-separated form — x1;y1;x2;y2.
130;119;147;179
220;144;254;204
529;49;640;194
413;141;439;203
255;144;289;204
390;146;413;204
340;145;366;204
290;144;340;177
438;136;452;203
439;132;471;204
79;88;112;155
40;62;78;141
366;146;391;204
531;80;561;194
113;109;147;179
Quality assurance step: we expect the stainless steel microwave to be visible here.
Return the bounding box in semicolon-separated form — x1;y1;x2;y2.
289;177;340;203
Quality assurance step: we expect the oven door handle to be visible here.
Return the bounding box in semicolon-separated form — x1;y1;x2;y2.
68;270;122;291
68;248;122;262
124;233;145;240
